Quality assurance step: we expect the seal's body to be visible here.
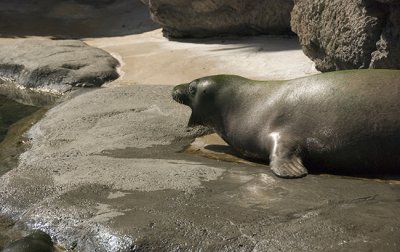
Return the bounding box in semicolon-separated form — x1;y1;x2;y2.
172;70;400;178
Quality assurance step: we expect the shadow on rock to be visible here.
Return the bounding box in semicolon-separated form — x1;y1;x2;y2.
0;0;160;39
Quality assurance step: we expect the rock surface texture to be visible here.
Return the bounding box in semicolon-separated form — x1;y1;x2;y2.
141;0;294;38
0;40;119;93
291;0;400;71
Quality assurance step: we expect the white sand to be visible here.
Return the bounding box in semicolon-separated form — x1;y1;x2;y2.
85;29;319;86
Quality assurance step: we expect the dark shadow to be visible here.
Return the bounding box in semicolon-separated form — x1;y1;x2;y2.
0;0;160;39
311;168;400;181
168;34;302;52
204;144;244;157
205;144;400;181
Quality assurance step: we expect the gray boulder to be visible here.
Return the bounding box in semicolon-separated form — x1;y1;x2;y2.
2;230;53;252
142;0;294;38
291;0;400;72
0;39;119;93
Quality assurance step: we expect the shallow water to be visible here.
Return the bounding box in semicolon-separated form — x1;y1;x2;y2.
0;94;40;143
0;96;39;248
0;94;50;177
0;89;58;249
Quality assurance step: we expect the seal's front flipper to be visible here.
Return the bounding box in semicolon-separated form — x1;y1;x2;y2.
268;132;308;178
270;155;308;178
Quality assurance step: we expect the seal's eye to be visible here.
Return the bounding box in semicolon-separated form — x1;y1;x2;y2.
188;85;196;96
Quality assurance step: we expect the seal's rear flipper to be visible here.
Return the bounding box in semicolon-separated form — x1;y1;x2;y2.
270;156;308;178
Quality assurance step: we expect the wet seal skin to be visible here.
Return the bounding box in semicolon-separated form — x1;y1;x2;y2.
2;230;54;252
172;70;400;178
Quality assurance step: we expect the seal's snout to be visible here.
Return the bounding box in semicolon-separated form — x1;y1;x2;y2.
172;87;183;102
172;84;190;106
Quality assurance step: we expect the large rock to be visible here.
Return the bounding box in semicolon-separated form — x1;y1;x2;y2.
142;0;294;38
0;39;119;93
291;0;400;71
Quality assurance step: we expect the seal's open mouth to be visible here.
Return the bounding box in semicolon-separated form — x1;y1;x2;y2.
172;84;202;126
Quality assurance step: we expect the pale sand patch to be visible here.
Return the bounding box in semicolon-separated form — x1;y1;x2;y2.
85;29;319;86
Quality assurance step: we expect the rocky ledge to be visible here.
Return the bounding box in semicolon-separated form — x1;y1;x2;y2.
0;39;119;93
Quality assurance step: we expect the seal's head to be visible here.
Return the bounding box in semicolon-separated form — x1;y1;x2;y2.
172;75;232;127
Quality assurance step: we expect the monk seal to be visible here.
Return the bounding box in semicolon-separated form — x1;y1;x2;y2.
172;70;400;178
